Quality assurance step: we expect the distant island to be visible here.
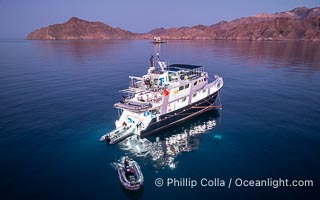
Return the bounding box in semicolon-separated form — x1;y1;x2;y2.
27;6;320;41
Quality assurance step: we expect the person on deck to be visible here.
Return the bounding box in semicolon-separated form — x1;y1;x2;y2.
122;121;127;128
149;55;154;67
121;95;126;103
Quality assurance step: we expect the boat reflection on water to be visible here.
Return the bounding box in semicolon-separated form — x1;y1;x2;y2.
118;110;220;169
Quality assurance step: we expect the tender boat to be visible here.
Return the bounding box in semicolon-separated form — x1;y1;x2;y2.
99;125;134;144
117;157;144;190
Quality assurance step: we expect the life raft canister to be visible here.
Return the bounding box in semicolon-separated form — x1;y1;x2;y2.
163;89;169;96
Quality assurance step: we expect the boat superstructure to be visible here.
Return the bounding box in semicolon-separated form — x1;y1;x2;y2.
100;44;223;142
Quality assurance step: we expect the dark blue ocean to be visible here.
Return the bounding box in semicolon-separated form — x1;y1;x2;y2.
0;39;319;200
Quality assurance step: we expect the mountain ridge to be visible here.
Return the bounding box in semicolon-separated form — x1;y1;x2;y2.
27;6;320;41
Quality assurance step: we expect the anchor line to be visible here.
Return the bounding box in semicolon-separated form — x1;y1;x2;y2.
217;91;223;127
217;91;223;109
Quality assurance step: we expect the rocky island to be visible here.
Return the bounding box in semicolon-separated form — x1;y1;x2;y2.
27;17;135;40
27;7;320;41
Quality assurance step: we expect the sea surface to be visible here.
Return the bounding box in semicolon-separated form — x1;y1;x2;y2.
0;39;319;200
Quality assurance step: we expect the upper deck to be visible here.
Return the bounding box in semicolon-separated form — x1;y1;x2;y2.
167;64;206;81
114;59;212;113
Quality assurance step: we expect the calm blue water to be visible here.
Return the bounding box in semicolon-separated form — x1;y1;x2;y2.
0;39;320;200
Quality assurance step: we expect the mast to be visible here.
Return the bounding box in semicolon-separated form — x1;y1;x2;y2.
154;42;161;67
152;37;167;71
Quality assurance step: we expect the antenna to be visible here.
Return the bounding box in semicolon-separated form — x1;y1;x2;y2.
165;39;168;66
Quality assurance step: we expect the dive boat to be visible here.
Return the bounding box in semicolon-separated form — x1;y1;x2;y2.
152;36;165;43
117;157;144;190
111;51;223;138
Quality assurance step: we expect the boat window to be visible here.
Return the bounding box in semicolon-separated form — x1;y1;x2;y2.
168;72;178;82
185;84;189;89
193;93;197;97
179;86;184;91
182;97;187;102
204;78;207;81
202;89;206;93
194;81;197;86
153;79;158;85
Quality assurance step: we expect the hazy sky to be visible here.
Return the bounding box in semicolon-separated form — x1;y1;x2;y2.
0;0;319;38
